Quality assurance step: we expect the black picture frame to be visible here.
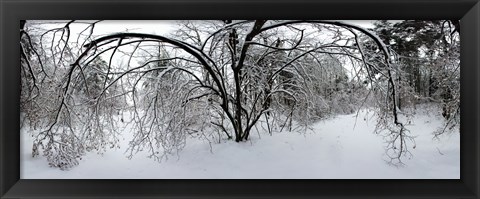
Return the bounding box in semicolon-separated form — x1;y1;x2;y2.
1;0;479;198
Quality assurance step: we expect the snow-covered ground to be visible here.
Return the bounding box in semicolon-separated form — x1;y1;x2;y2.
21;107;459;179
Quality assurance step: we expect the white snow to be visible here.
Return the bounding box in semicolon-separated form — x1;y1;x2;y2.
21;107;459;179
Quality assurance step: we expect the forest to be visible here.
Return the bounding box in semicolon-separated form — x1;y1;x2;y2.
20;20;460;173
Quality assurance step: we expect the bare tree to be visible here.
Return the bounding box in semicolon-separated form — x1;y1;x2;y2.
21;20;419;169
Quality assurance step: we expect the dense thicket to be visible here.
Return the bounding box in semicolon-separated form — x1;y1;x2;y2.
372;20;460;135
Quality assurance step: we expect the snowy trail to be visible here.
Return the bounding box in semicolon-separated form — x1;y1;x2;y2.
21;109;459;179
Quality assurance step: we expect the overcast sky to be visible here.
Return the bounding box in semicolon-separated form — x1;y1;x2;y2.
91;20;377;35
29;20;377;37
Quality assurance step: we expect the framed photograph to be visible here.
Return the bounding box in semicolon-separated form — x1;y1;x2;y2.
1;0;479;198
